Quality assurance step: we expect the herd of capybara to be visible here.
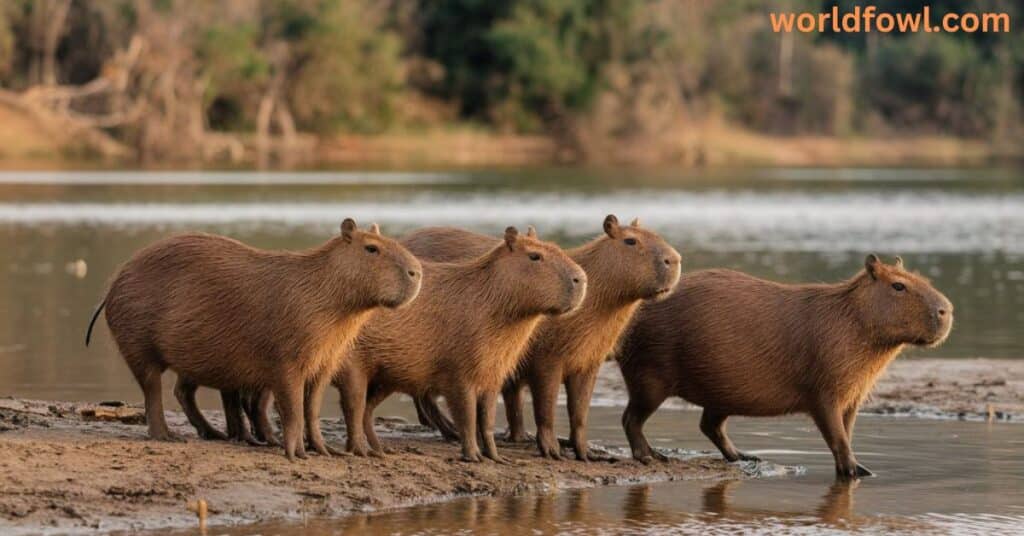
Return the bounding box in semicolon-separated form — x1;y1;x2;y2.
86;215;953;479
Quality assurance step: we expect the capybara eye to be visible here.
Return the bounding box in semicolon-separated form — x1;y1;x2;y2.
624;238;637;246
365;245;379;254
528;253;542;261
892;282;906;291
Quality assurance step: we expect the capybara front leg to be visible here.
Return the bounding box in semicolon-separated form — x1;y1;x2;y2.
336;368;373;456
502;381;531;443
812;406;870;479
700;409;759;463
841;404;872;477
303;373;338;456
477;390;511;464
565;367;601;462
530;370;563;460
622;398;667;464
446;388;482;462
273;376;307;461
173;376;225;441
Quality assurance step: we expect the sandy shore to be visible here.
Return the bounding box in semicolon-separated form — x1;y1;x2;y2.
0;399;748;535
1;358;1020;534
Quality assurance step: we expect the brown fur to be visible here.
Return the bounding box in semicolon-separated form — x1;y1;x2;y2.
408;216;681;461
88;220;422;459
616;255;953;478
334;226;587;462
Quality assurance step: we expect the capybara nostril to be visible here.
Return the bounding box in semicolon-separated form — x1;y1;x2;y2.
572;277;580;285
408;270;418;278
937;308;947;317
664;258;671;265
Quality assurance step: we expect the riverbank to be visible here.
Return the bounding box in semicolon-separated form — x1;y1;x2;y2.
3;102;1019;169
0;398;749;535
1;358;1020;534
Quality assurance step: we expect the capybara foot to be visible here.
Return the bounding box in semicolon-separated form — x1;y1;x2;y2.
574;447;615;463
538;443;563;461
460;452;484;463
835;462;873;480
198;428;229;441
485;453;514;465
634;448;669;464
262;434;281;447
150;430;185;442
726;451;761;463
855;463;874;477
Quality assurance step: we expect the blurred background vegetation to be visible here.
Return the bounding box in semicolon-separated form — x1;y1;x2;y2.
0;0;1020;167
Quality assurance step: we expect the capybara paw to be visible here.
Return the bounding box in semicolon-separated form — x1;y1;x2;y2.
735;451;761;462
855;463;874;477
538;446;563;461
649;449;670;462
325;444;349;457
487;454;513;465
199;428;229;441
152;431;185;442
239;433;265;447
460;452;483;463
835;465;865;480
347;444;372;457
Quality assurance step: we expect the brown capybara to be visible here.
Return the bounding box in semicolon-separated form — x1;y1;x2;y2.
616;255;953;478
85;219;422;459
409;216;681;461
333;226;587;462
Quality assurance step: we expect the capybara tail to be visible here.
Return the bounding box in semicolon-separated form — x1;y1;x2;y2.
85;298;106;347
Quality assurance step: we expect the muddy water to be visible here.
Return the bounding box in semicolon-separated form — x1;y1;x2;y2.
2;168;1023;533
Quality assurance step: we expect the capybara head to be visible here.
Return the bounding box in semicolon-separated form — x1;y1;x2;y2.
486;226;587;316
593;215;681;301
852;254;953;347
330;219;422;309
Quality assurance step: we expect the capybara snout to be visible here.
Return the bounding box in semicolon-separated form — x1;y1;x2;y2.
339;219;423;309
860;254;953;348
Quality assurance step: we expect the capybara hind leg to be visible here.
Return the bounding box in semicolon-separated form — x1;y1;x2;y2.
131;361;177;441
565;368;602;462
841;404;872;477
700;410;758;462
414;397;434;428
502;382;531;443
173;377;225;441
415;395;459;442
446;388;482;462
529;370;563;460
363;386;395;456
812;406;870;479
477;390;511;464
222;390;264;446
248;389;279;446
622;397;667;464
273;377;306;461
336;369;373;456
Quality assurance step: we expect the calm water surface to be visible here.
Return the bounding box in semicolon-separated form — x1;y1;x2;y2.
1;168;1022;534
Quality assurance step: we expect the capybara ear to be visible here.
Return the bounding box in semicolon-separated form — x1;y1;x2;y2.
894;255;904;269
369;223;381;236
603;215;620;238
526;225;537;238
630;217;640;227
504;226;519;251
341;218;357;242
865;254;881;279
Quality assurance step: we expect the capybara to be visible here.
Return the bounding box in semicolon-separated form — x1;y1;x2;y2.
85;219;422;459
334;226;587;462
409;216;681;461
616;255;953;478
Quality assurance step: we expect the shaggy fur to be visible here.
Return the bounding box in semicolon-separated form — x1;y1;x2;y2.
334;226;587;463
86;220;422;460
409;215;681;461
616;255;953;478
